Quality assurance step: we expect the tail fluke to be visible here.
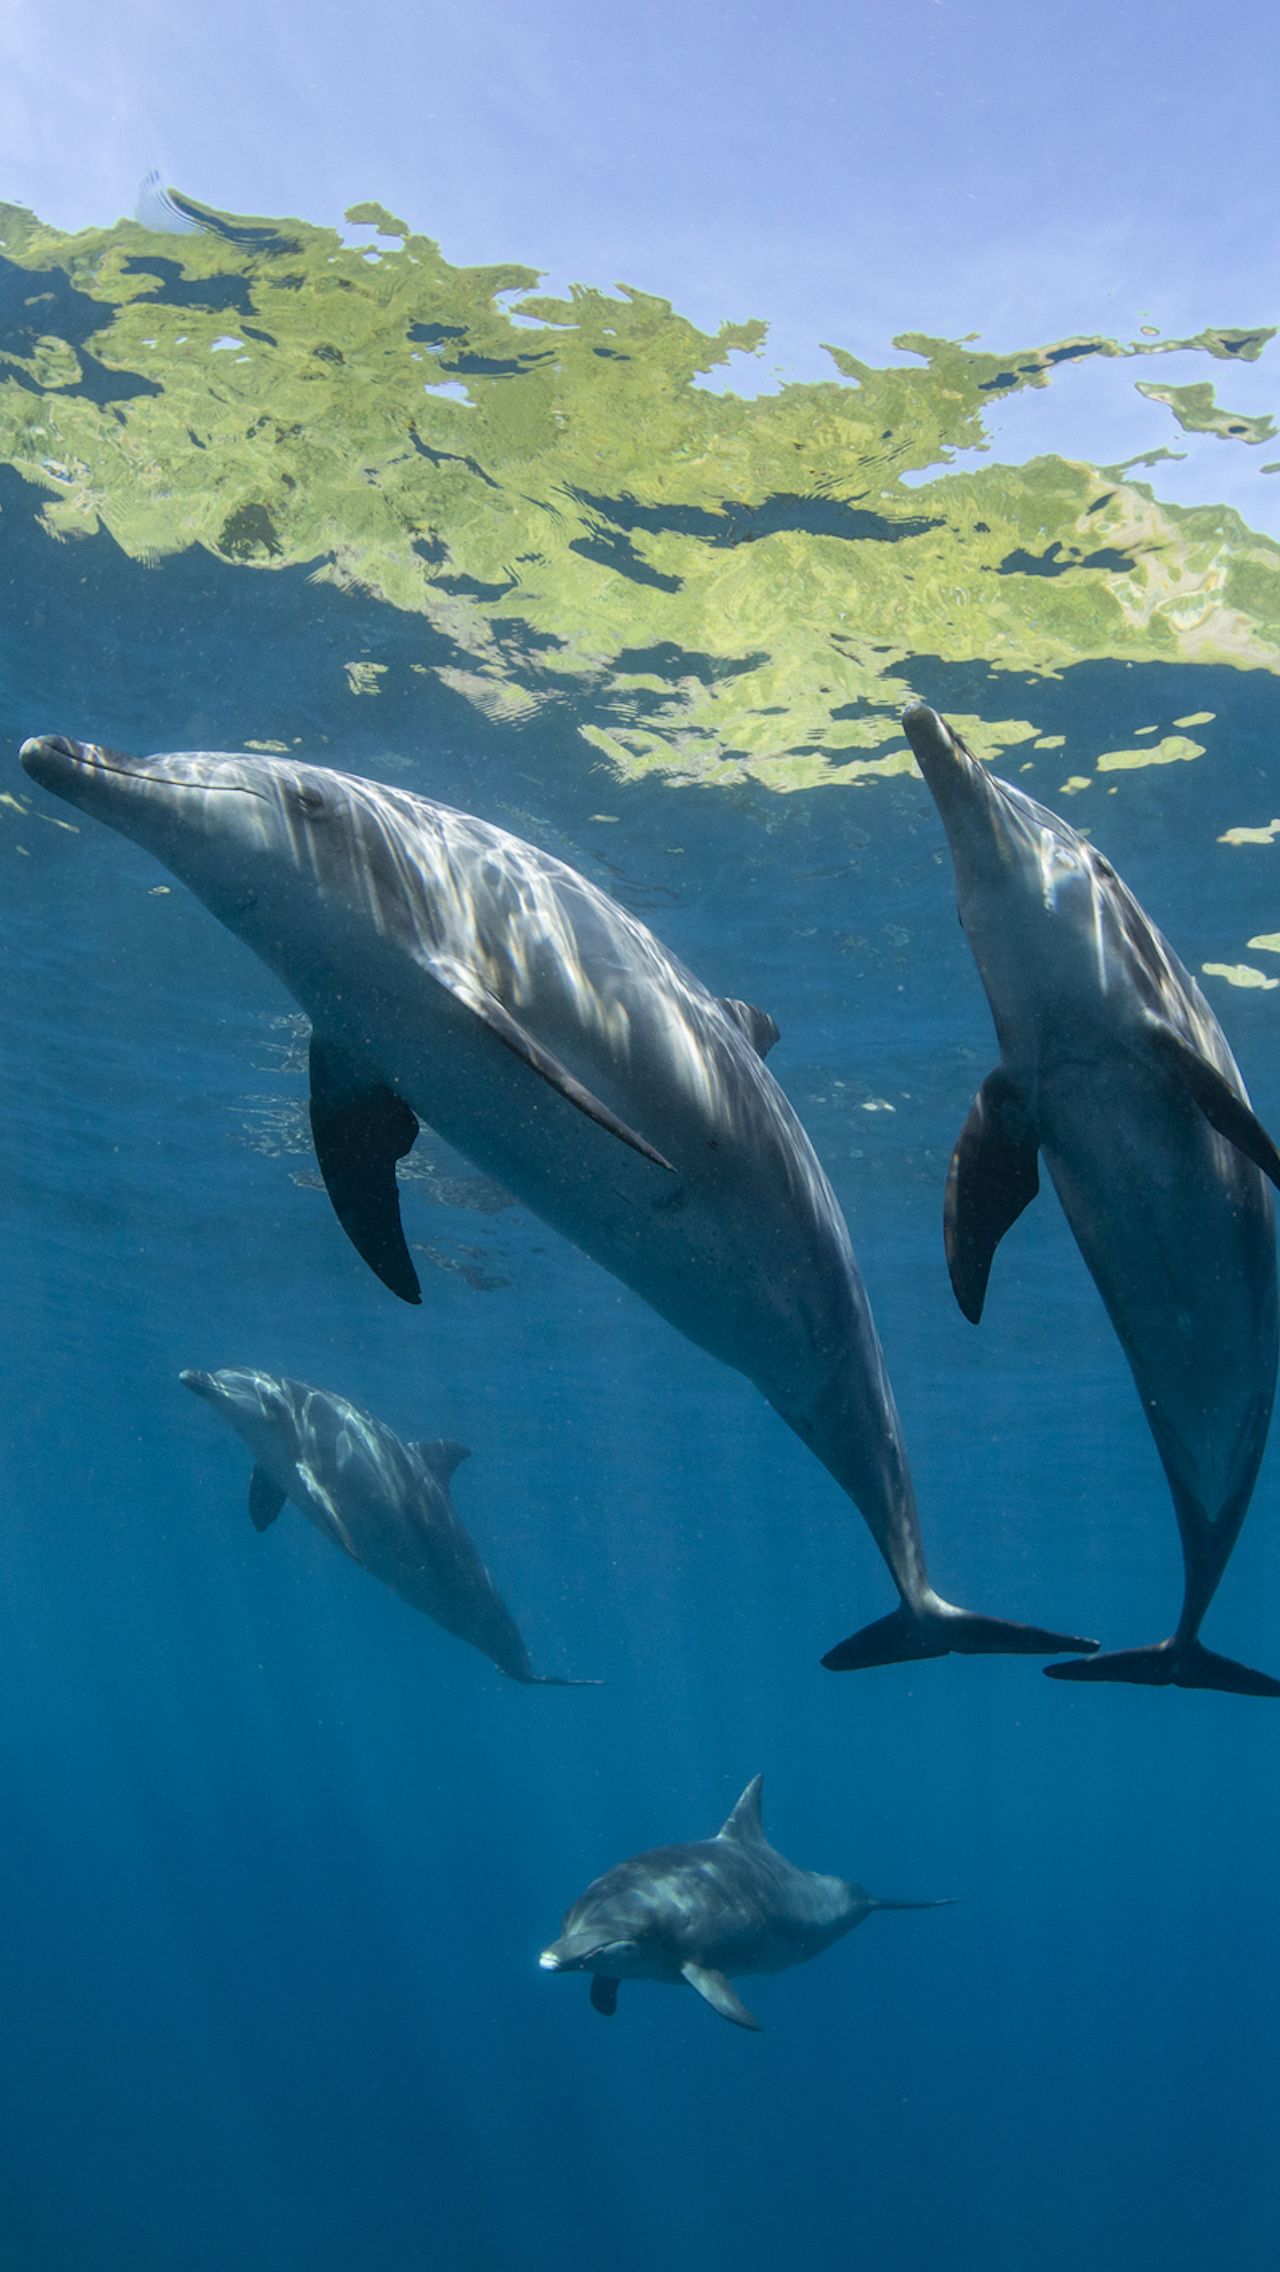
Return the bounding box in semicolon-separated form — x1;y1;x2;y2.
822;1598;1099;1673
870;1898;957;1912
520;1672;605;1688
1045;1639;1280;1698
821;1605;949;1672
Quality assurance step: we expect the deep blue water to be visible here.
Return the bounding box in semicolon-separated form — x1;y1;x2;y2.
3;483;1280;2272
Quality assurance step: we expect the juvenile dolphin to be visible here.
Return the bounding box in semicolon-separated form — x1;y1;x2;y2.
21;733;1096;1669
539;1773;950;2029
181;1365;594;1685
901;700;1280;1696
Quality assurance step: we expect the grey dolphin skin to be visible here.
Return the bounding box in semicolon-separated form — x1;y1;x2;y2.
900;700;1280;1697
20;733;1096;1670
539;1773;950;2029
180;1366;595;1685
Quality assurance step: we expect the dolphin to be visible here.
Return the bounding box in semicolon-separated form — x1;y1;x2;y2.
538;1773;950;2029
20;732;1096;1669
900;699;1280;1696
180;1365;595;1685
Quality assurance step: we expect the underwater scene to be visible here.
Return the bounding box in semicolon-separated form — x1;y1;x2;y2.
3;10;1280;2266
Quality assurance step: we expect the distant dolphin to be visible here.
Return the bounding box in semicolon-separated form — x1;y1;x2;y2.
181;1365;595;1685
539;1774;950;2029
902;699;1280;1696
21;733;1096;1669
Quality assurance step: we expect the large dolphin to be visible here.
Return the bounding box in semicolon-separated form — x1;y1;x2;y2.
538;1773;950;2029
901;700;1280;1695
21;732;1095;1669
181;1365;593;1684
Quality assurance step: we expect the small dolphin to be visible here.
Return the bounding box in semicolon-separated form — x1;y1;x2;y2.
902;700;1280;1696
539;1774;950;2029
180;1366;595;1685
21;733;1095;1669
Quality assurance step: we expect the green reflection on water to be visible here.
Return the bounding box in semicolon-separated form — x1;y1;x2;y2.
1;193;1277;794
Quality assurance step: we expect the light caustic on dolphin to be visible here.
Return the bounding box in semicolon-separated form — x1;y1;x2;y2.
181;1366;595;1685
21;732;1096;1670
539;1773;951;2029
903;700;1280;1697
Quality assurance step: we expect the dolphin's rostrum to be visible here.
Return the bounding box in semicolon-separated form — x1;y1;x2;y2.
900;700;1280;1696
181;1366;595;1685
21;733;1096;1670
539;1774;951;2029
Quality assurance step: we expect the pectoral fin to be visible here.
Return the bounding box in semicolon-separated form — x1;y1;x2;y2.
245;1472;285;1526
590;1976;619;2016
309;1035;422;1304
1145;1019;1280;1188
945;1070;1040;1323
248;1466;286;1533
425;952;676;1174
681;1963;761;2031
296;1463;360;1561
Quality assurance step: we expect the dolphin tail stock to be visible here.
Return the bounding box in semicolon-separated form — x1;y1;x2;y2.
1045;1638;1280;1698
822;1595;1100;1674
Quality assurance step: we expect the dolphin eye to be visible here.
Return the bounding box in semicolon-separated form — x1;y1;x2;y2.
291;783;329;820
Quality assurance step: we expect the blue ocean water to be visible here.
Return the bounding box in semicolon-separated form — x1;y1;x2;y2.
3;458;1280;2272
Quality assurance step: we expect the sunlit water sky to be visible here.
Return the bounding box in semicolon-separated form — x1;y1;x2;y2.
4;0;1279;529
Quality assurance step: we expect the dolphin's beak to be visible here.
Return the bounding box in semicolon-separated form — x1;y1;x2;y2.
20;735;91;789
179;1368;213;1400
20;735;155;820
902;701;961;782
901;701;988;828
538;1949;563;1970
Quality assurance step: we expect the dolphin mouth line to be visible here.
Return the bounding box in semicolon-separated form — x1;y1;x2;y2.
83;760;271;803
23;739;270;801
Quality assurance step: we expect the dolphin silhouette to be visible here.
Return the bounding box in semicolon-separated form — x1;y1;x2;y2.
901;699;1280;1697
539;1773;951;2028
21;733;1096;1669
180;1365;594;1684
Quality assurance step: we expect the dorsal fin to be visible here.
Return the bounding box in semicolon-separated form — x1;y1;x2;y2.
717;1774;765;1843
718;998;780;1058
411;1438;471;1484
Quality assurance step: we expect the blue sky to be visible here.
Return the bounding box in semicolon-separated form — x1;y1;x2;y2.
3;0;1278;528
